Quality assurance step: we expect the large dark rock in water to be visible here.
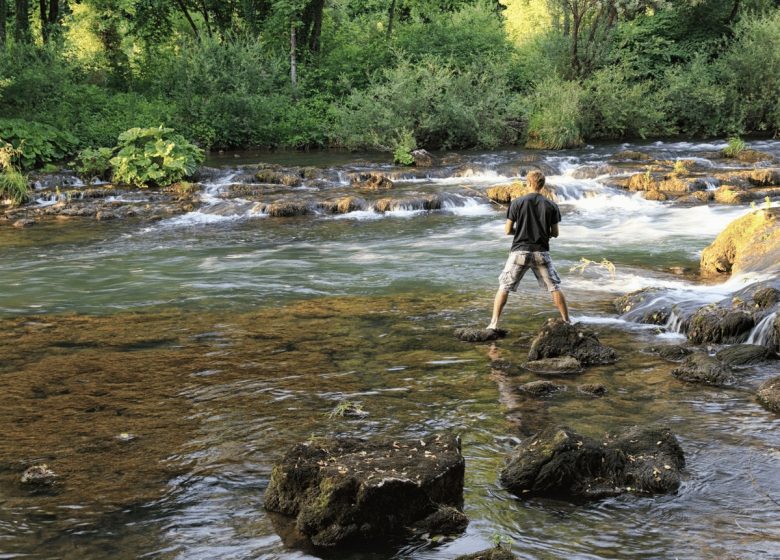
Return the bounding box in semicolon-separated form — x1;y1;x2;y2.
757;377;780;413
455;546;518;560
671;354;735;385
499;425;684;500
715;344;773;367
687;307;754;344
264;434;466;547
527;319;617;365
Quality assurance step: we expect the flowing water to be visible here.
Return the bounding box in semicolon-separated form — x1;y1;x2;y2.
1;140;779;559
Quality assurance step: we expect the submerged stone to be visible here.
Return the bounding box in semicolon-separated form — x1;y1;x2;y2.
715;344;773;367
516;380;565;397
646;344;692;362
523;356;583;375
455;546;518;560
757;377;780;414
263;434;465;547
21;464;56;486
527;319;617;366
454;328;507;342
671;354;735;386
499;425;685;500
578;383;607;397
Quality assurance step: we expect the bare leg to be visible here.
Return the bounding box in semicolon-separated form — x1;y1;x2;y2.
552;290;570;323
488;288;509;329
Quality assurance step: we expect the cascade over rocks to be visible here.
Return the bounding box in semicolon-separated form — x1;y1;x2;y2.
756;377;780;413
527;319;617;366
263;434;466;547
671;354;735;386
499;425;685;500
614;288;672;325
485;181;557;204
350;172;394;191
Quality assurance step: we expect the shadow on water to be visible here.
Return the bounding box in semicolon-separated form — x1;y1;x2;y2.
1;292;779;559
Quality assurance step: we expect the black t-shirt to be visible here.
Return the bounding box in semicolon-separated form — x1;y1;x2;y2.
506;192;561;252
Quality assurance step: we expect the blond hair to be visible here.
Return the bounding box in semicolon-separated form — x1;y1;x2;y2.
526;170;546;190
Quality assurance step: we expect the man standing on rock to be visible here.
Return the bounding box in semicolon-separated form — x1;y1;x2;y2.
488;170;570;330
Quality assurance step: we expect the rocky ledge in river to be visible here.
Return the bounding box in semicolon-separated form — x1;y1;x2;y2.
526;319;618;371
263;433;466;547
757;377;780;413
500;425;685;500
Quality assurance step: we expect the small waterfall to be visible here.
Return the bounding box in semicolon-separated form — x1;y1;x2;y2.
665;308;688;335
746;312;777;346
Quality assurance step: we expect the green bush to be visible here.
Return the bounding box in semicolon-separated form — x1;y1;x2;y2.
334;56;523;152
582;65;668;139
0;118;78;169
72;147;114;181
110;126;204;188
0;169;28;205
392;129;416;166
722;136;746;157
719;11;780;134
660;55;738;137
525;77;584;149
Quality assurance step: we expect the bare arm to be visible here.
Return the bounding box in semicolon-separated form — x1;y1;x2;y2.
550;223;559;238
504;219;515;235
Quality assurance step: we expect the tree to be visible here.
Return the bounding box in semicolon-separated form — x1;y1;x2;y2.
15;0;30;42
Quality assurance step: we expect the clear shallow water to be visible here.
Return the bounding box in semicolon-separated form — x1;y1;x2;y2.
1;141;779;559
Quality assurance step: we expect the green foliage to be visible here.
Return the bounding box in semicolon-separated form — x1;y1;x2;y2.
582;65;667;139
394;2;512;68
109;127;204;188
72;147;115;182
722;136;747;157
335;56;523;152
525;76;583;149
392;130;417;166
0;169;29;205
0;143;29;205
0;119;78;170
660;55;738;137
719;11;780;134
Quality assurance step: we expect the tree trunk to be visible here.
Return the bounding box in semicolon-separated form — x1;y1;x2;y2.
290;23;298;99
14;0;30;43
387;0;395;38
174;0;200;41
0;0;6;47
39;0;47;42
198;0;212;38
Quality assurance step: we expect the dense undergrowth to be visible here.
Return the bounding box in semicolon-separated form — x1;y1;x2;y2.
0;0;779;171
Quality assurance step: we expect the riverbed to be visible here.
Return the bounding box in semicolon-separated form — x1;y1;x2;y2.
1;140;779;559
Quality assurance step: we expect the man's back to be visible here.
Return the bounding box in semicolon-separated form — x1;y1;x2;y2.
507;193;561;252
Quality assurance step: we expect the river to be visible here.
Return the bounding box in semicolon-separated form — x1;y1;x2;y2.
1;140;779;559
